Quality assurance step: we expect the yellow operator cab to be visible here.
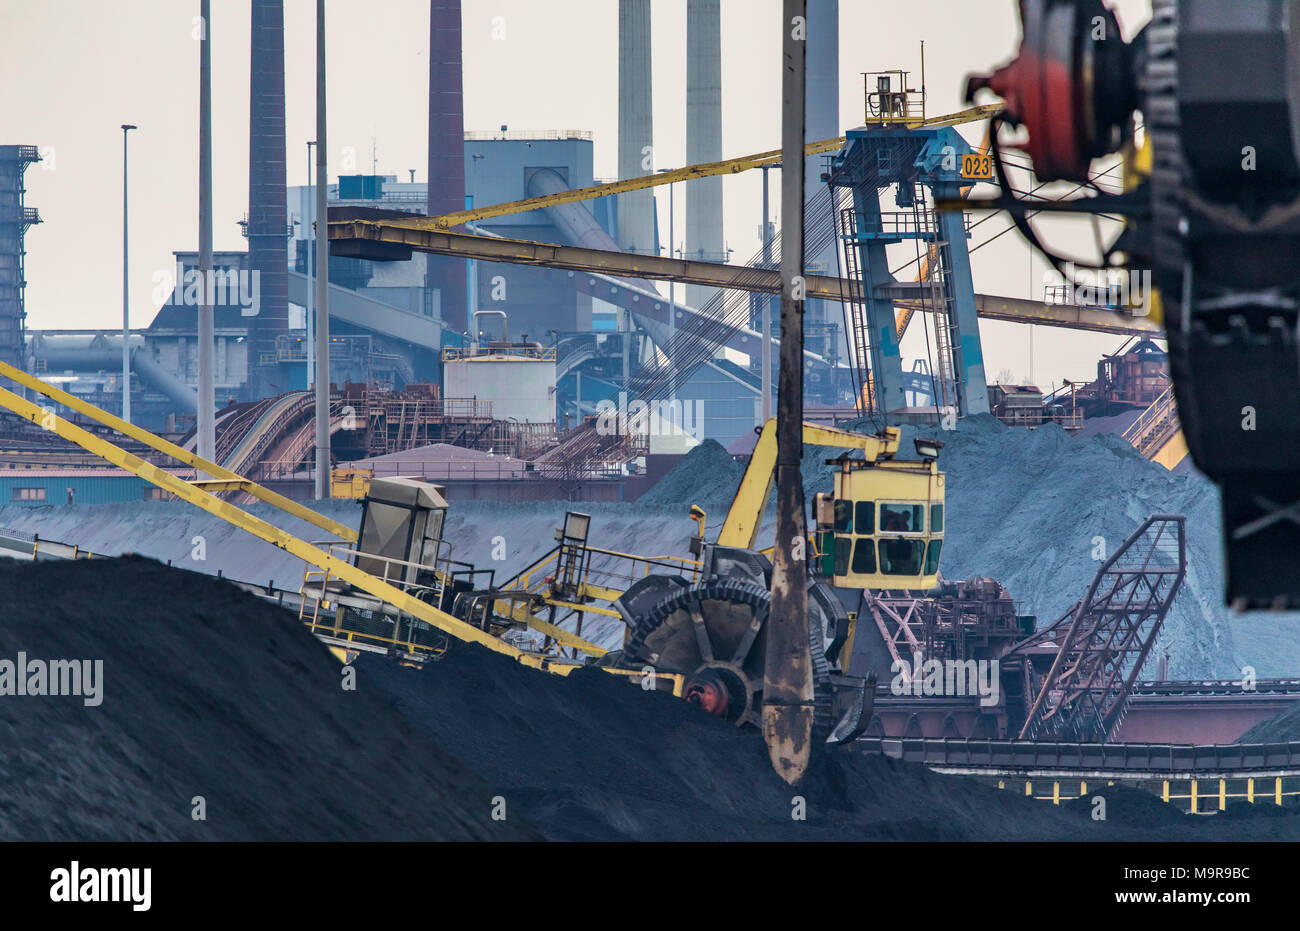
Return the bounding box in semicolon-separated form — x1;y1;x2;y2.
814;434;945;590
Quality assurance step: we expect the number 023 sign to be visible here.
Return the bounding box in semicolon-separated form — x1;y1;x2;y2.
960;153;993;180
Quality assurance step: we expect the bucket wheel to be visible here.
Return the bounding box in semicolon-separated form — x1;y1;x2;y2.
621;576;834;731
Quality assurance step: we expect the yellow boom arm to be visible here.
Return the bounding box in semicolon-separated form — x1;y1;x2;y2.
390;105;1000;233
717;419;900;550
0;359;357;543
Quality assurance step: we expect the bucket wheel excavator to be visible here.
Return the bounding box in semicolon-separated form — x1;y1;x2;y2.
612;419;945;742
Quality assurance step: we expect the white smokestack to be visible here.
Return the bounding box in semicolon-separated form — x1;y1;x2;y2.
685;0;723;311
618;0;655;255
805;0;841;362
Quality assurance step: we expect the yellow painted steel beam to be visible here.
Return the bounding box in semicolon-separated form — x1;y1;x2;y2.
190;479;259;493
402;136;843;231
544;598;621;620
576;582;628;605
394;106;1000;233
0;359;358;543
718;420;780;550
1151;429;1189;471
518;612;610;654
0;382;535;660
491;594;610;654
0;379;612;662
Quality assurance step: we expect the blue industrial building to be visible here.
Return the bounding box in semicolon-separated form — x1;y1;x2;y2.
0;470;172;507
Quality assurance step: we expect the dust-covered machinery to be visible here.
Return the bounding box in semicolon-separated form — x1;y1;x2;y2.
297;419;945;743
608;419;945;742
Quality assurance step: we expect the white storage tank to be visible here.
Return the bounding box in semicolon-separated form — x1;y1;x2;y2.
442;311;556;425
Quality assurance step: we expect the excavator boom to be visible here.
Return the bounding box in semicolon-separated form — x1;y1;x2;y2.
717;419;901;551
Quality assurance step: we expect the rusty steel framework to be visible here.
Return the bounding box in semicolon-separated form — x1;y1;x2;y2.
533;415;648;498
1008;515;1187;742
863;577;1031;684
347;383;554;461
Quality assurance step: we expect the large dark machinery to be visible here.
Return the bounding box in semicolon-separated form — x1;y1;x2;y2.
965;0;1300;607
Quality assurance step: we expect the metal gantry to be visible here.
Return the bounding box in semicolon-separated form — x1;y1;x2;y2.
1009;515;1188;742
826;123;990;421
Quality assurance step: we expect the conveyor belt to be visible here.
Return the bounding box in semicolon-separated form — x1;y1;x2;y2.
857;736;1300;776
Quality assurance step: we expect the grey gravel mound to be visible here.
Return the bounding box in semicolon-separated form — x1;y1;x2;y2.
637;438;745;509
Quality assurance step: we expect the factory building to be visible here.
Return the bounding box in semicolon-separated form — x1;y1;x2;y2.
8;0;849;451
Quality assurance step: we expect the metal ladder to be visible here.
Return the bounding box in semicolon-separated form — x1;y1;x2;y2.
837;206;875;413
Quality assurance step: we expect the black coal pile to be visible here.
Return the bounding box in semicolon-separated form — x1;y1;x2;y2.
1238;703;1300;744
357;644;1300;841
0;556;536;841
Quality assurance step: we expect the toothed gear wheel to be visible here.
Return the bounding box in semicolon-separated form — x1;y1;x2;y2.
621;576;834;732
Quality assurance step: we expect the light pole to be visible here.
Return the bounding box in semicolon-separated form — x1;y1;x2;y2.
760;163;774;423
313;0;330;500
197;0;215;463
120;123;137;424
306;139;316;389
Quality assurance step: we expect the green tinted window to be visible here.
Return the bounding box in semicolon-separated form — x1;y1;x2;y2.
930;503;944;534
852;538;877;574
925;539;942;575
834;499;853;533
833;536;851;576
879;538;924;575
880;503;924;534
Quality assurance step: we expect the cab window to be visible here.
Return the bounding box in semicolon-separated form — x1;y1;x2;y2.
834;499;853;533
854;500;874;535
833;536;851;576
879;503;924;534
925;539;942;575
879;538;924;575
930;503;944;534
851;538;877;574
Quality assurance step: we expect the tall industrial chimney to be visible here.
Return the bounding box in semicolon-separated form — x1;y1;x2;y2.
428;0;467;333
685;0;723;310
247;0;289;399
804;0;840;366
617;0;655;255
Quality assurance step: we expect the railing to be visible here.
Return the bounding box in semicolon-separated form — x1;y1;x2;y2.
863;70;925;124
464;129;592;141
1122;384;1178;456
988;773;1300;812
994;408;1084;429
857;736;1300;775
254;455;629;483
859;210;971;238
1044;282;1124;308
441;345;557;362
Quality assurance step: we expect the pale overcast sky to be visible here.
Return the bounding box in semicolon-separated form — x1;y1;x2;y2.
2;0;1152;389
